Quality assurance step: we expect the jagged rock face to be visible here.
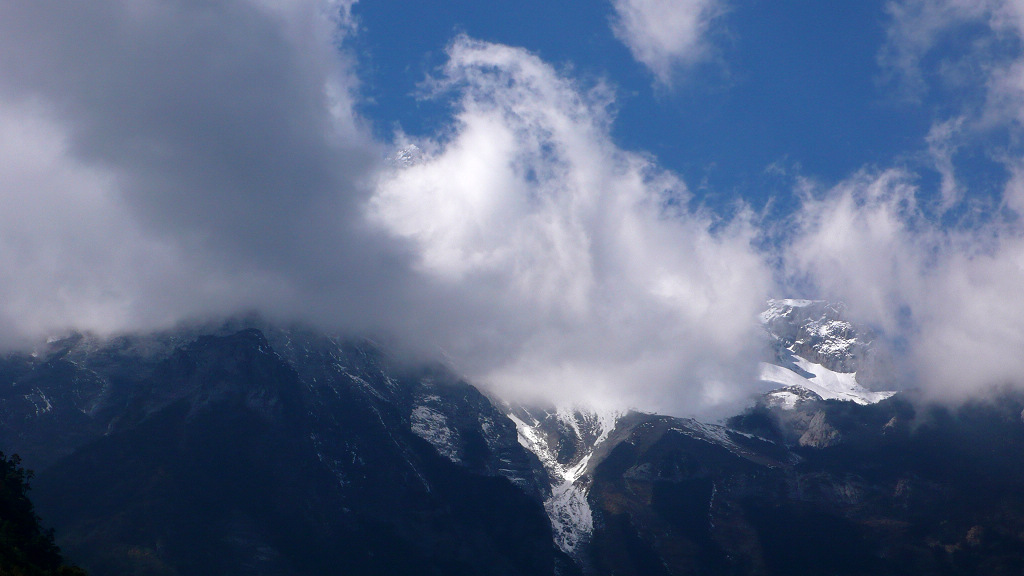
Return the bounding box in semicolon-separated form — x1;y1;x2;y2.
587;413;791;576
763;385;822;410
748;299;900;459
402;375;550;499
762;299;866;373
758;299;898;418
797;411;841;448
589;396;1024;576
506;406;614;478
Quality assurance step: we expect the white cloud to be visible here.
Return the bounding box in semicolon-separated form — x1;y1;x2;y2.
0;2;774;417
370;37;772;415
1002;158;1024;213
880;1;1024;142
770;1;1024;400
786;169;927;338
8;0;1024;417
879;0;1002;99
925;116;965;213
610;0;724;85
786;168;1024;401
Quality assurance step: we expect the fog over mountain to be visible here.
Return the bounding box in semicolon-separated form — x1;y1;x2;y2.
2;0;1024;416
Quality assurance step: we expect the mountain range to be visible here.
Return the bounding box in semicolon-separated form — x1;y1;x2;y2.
1;304;1023;575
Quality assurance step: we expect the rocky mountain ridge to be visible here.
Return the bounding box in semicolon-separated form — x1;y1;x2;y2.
1;309;1024;575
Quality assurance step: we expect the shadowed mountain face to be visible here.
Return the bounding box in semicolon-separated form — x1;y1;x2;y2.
2;322;1024;575
587;395;1024;576
2;326;570;576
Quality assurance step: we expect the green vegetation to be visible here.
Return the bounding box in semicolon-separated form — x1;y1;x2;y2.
0;452;84;576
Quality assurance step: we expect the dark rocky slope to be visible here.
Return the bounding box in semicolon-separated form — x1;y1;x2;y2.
1;322;1024;575
3;326;571;576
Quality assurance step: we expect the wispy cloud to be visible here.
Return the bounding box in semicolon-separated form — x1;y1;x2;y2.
879;0;1024;164
925;116;965;213
785;167;1024;401
808;0;1023;399
878;0;999;101
609;0;724;86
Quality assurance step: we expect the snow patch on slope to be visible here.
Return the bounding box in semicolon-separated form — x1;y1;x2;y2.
804;318;858;358
759;357;896;406
759;298;816;323
410;404;460;462
764;387;812;409
23;388;53;416
507;406;621;556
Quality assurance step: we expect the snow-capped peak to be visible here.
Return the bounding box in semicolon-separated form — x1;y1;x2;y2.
760;299;897;408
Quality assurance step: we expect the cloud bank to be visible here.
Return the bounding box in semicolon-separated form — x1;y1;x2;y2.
0;0;399;337
0;1;770;416
785;167;1024;403
783;0;1024;402
3;0;1024;415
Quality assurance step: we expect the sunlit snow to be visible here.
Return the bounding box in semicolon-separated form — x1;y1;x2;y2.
759;357;896;406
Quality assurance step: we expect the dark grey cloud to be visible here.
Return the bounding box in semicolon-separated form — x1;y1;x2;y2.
0;0;418;337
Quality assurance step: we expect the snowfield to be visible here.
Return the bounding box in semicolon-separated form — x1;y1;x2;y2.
759;357;896;406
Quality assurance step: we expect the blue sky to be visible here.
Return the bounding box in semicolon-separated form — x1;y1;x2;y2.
3;0;1024;414
350;0;986;215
